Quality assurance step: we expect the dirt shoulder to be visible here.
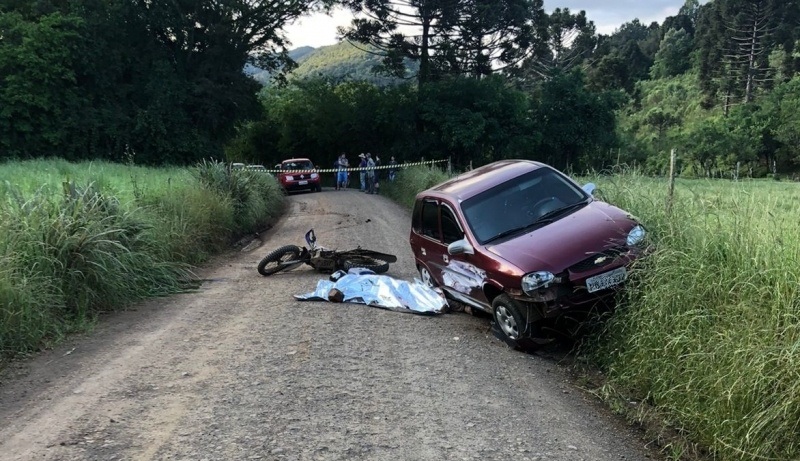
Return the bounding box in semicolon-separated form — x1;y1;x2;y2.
0;189;658;461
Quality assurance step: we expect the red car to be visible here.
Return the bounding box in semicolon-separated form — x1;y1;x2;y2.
278;158;321;193
409;160;646;349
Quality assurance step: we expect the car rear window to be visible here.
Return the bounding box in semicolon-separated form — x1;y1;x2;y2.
282;161;314;170
461;167;586;244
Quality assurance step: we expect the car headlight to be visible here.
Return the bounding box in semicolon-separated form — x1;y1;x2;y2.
626;224;646;246
522;271;555;295
310;173;319;179
285;175;294;181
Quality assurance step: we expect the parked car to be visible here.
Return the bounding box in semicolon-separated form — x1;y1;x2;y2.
409;159;646;349
278;158;321;193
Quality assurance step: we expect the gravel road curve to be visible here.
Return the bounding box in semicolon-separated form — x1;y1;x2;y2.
0;189;657;461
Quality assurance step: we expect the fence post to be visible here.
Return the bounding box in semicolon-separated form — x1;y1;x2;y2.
447;156;452;175
667;149;676;214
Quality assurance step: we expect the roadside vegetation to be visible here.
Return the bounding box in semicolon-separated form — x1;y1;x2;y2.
0;159;283;359
385;165;800;461
4;0;800;460
583;172;800;461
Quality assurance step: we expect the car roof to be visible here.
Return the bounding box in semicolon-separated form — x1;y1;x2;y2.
419;159;548;202
281;158;313;163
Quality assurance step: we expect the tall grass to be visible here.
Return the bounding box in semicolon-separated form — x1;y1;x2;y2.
583;172;800;461
0;159;284;357
380;165;450;207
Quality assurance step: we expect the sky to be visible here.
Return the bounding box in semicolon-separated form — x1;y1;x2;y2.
284;1;691;49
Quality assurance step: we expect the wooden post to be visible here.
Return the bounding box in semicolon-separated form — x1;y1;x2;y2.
667;149;676;213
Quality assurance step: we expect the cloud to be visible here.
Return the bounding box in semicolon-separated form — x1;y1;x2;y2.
285;1;691;48
548;1;683;34
284;7;352;48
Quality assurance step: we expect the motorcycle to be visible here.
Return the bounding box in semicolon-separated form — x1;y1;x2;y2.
257;229;398;276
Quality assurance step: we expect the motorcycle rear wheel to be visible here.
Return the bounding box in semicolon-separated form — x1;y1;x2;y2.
257;245;303;276
342;255;390;274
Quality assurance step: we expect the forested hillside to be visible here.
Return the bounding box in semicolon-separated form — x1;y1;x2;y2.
2;0;800;174
227;0;800;178
248;42;414;86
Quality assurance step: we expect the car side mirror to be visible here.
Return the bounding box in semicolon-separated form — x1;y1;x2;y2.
447;239;474;256
582;182;596;195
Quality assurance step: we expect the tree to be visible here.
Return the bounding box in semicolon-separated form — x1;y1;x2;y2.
417;75;535;167
651;28;694;79
0;12;88;158
435;0;548;79
514;7;596;82
0;0;326;163
695;0;796;112
530;70;623;171
758;76;800;171
339;0;545;88
584;19;659;92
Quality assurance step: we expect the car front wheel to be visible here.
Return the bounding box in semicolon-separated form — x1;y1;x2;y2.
492;294;551;350
418;265;436;287
492;294;525;341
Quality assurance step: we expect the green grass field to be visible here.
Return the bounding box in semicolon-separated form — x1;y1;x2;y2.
584;173;800;461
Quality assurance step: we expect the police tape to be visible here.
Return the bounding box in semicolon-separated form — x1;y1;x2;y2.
255;159;448;174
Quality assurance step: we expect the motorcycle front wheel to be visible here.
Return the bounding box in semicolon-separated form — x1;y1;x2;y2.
342;255;390;274
257;245;303;276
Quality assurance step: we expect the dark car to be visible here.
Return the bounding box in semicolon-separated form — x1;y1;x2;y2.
278;158;321;193
409;160;646;348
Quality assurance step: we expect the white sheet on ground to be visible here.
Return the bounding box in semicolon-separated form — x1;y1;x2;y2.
294;272;447;315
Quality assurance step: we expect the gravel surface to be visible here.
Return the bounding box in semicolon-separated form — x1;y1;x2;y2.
0;189;657;461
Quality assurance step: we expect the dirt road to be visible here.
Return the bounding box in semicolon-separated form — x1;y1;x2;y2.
0;189;655;461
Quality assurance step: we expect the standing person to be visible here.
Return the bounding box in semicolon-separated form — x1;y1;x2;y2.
358;153;367;192
365;152;376;194
335;153;349;190
373;155;381;194
388;156;398;182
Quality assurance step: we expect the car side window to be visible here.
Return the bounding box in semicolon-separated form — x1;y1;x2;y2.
421;200;440;240
411;200;422;232
440;205;463;245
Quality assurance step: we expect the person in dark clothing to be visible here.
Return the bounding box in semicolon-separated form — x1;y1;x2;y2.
365;153;376;194
388;156;398;181
358;153;367;191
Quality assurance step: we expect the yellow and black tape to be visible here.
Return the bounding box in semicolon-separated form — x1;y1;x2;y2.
255;159;448;175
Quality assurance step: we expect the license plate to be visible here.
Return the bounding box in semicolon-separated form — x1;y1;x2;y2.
585;267;627;293
298;180;308;185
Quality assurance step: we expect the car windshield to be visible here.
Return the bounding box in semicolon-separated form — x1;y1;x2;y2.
461;167;588;244
282;161;314;170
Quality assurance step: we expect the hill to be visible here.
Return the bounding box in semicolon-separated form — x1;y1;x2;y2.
250;42;415;87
